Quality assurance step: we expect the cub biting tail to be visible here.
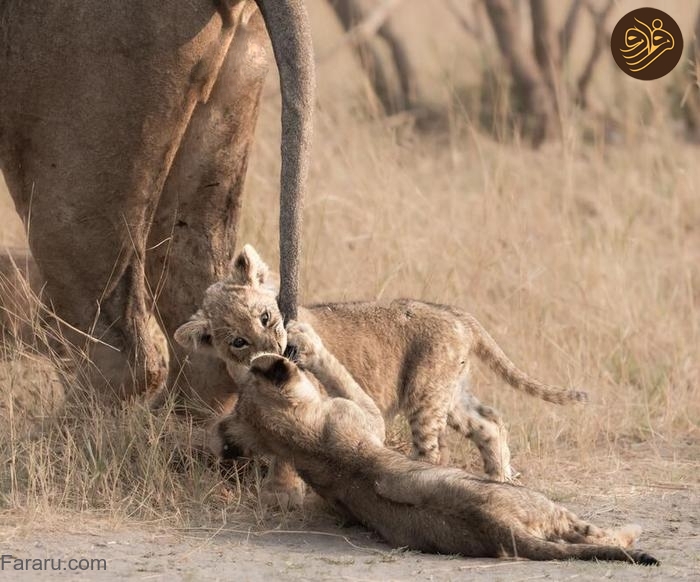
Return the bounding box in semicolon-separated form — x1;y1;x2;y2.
175;244;588;503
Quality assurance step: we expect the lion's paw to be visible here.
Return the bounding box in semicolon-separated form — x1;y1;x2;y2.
502;465;522;485
285;321;324;369
260;478;306;510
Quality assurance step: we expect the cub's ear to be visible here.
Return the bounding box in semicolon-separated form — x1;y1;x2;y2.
250;353;297;386
230;244;270;287
174;311;213;352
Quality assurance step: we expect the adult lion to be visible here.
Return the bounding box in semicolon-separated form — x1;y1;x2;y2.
0;0;314;408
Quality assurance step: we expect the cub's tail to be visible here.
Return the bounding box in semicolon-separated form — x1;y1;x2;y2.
511;533;658;565
463;314;588;404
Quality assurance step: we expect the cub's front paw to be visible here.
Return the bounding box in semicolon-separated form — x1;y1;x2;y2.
502;465;522;485
485;462;521;484
260;478;306;510
285;321;324;370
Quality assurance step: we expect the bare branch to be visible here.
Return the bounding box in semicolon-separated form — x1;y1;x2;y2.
376;18;419;110
559;0;585;64
483;0;559;145
323;0;416;113
319;0;405;64
530;0;561;98
680;4;700;139
444;0;484;41
694;2;700;87
576;0;614;109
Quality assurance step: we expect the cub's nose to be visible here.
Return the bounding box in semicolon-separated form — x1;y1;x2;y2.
268;334;286;355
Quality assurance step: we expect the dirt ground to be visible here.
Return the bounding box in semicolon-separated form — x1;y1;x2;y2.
2;2;699;580
1;486;697;581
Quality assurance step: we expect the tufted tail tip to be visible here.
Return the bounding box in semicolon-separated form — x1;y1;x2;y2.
633;551;660;566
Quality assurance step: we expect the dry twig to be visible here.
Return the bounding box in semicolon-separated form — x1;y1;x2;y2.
576;0;614;109
319;0;405;64
444;0;484;41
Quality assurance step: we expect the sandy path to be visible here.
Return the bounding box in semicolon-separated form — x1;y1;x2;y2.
1;489;697;581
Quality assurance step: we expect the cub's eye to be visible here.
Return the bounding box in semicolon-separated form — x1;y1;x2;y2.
260;311;270;327
230;337;248;349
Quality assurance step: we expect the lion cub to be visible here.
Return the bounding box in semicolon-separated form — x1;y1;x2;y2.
176;245;586;483
208;322;657;565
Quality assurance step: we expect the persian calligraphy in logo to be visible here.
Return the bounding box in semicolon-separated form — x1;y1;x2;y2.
611;8;683;80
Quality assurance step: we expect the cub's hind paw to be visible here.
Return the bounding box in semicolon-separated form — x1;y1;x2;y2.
260;479;306;510
503;467;522;485
484;462;520;484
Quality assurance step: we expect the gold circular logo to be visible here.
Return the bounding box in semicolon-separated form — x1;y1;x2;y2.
611;7;683;80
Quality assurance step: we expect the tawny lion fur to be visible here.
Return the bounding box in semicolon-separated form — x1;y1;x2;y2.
0;1;312;405
208;322;657;565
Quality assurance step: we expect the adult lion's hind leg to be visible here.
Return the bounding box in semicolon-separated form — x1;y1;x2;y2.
0;1;236;402
146;5;269;414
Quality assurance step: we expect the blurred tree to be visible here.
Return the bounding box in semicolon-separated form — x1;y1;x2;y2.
482;0;559;145
326;0;418;114
480;0;613;146
574;0;613;109
680;5;700;141
321;0;617;144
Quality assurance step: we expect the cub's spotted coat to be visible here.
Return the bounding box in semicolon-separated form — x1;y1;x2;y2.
176;245;586;485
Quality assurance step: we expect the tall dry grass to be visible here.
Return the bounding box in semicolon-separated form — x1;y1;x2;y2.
243;98;699;492
1;0;698;526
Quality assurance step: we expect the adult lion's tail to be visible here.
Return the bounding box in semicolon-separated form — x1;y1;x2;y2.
254;0;315;322
462;314;588;404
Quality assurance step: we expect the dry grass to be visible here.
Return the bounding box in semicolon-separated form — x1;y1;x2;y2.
244;100;700;493
1;0;699;531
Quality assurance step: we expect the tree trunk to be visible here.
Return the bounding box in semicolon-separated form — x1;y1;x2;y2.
327;0;416;114
530;0;561;100
483;0;558;145
377;17;418;111
682;6;700;141
575;0;614;109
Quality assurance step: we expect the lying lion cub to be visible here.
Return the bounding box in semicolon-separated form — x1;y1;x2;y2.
209;322;657;565
176;245;586;486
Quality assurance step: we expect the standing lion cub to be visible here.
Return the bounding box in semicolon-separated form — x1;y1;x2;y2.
176;245;586;486
208;322;657;565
